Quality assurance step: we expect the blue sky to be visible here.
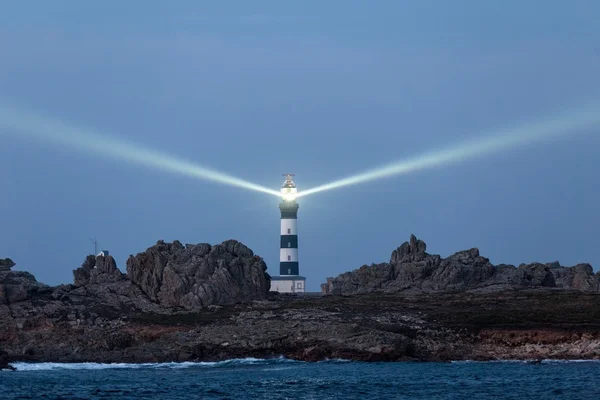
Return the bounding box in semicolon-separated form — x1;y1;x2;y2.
1;1;599;290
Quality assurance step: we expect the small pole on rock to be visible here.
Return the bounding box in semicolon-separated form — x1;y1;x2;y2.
89;237;97;255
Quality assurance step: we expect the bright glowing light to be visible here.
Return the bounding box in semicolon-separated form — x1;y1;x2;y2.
0;104;281;197
298;102;600;198
283;193;297;201
280;174;298;201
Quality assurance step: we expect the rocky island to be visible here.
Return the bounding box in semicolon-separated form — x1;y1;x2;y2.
1;236;599;369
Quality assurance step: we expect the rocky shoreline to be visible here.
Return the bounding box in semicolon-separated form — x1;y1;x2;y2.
1;348;15;371
2;290;600;366
2;237;599;369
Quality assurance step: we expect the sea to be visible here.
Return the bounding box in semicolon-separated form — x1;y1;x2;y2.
1;358;599;399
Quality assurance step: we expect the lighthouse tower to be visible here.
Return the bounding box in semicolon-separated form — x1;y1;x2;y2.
270;174;306;293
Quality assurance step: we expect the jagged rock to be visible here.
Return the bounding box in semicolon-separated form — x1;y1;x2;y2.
424;248;495;292
0;238;271;354
326;263;392;295
126;239;271;309
1;266;47;304
0;348;15;371
550;263;599;291
324;234;598;295
73;254;125;287
0;259;15;272
72;255;94;286
518;263;556;288
391;234;427;263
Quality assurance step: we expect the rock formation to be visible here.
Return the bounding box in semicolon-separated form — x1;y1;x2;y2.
0;259;47;304
0;348;14;371
73;254;125;286
2;239;270;320
0;239;275;366
322;234;599;295
0;258;15;272
1;236;599;365
126;239;271;309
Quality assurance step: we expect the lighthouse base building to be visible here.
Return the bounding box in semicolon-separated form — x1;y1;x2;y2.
270;174;306;294
270;275;306;293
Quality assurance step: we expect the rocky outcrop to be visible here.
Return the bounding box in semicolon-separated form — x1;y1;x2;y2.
322;234;599;295
73;254;125;286
126;240;270;309
0;258;15;272
0;239;273;367
0;348;14;371
551;263;599;291
0;239;270;351
1;259;47;304
390;234;427;263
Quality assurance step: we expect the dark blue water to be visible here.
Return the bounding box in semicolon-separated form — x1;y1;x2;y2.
2;358;599;399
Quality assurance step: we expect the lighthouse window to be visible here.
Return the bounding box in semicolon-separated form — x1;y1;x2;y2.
287;228;291;234
297;282;302;289
288;242;291;248
287;255;291;261
288;268;291;274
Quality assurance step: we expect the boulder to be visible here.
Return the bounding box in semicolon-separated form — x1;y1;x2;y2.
0;258;15;272
1;264;47;304
126;239;271;309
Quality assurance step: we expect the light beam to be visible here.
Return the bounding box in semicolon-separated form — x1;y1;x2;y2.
298;102;600;198
0;104;281;197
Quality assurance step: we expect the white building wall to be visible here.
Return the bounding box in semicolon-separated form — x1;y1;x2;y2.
280;219;298;235
270;279;306;293
280;248;299;263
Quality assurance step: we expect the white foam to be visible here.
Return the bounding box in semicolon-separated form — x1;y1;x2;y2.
322;358;352;363
11;357;296;372
540;359;600;364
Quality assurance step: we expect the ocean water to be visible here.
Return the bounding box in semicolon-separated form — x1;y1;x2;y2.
1;358;599;399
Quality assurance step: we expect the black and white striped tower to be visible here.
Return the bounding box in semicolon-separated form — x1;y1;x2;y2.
279;174;299;276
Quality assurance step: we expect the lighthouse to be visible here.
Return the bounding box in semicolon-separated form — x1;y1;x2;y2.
270;174;306;293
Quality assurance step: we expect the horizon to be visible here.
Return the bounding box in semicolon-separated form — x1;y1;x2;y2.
1;1;599;291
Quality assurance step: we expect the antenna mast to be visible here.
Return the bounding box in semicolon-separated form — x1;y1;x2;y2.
89;237;97;255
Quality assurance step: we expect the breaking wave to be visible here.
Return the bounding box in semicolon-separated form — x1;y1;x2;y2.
11;357;300;372
11;357;599;371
